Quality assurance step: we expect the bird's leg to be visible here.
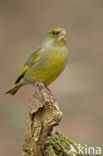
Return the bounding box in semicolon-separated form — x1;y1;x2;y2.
35;80;44;88
47;87;53;96
34;81;56;101
46;87;56;101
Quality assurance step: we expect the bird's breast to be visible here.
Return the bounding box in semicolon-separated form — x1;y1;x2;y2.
24;46;68;86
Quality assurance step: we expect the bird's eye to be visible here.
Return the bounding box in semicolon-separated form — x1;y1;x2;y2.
52;31;59;36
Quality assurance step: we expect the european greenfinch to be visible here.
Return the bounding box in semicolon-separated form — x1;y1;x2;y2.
6;28;69;95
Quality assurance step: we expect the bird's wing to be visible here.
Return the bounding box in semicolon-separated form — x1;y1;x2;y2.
15;46;43;84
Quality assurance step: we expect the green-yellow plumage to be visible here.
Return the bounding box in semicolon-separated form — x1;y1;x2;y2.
6;28;69;95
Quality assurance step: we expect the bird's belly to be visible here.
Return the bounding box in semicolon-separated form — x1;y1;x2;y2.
24;54;68;86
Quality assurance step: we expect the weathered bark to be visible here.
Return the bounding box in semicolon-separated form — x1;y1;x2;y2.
22;84;91;156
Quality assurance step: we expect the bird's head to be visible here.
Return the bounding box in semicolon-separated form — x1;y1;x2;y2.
42;28;67;46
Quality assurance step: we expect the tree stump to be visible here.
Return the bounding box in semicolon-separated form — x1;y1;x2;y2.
22;84;91;156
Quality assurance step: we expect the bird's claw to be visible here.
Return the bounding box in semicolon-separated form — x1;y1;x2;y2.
47;87;56;101
35;81;44;88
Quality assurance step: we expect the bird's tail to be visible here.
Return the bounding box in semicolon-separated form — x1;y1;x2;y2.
5;84;22;95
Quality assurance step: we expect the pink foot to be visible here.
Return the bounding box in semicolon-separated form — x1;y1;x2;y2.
47;87;56;101
35;81;44;88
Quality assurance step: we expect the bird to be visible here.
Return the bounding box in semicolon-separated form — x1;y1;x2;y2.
5;27;69;95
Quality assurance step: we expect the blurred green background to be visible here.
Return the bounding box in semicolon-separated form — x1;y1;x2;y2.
0;0;103;155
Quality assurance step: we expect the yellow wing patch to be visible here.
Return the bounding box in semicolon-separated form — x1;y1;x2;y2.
21;65;29;73
15;65;29;84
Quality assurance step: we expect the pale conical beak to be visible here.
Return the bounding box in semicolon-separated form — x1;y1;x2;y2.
58;31;67;40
